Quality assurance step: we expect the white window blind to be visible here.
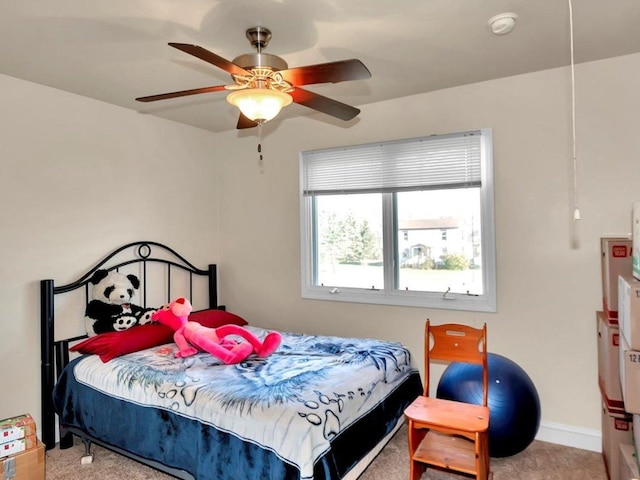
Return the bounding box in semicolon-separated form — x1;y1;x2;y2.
302;130;483;196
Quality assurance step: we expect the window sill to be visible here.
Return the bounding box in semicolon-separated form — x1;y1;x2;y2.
301;288;496;312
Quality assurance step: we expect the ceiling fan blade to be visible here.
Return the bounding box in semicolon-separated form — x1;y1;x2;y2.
135;85;228;103
237;112;259;130
290;88;361;121
168;43;251;77
279;59;371;86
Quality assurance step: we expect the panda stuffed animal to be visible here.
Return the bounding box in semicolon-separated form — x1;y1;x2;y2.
84;269;155;336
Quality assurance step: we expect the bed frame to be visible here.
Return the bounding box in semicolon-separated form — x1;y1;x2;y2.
40;241;419;480
40;241;219;456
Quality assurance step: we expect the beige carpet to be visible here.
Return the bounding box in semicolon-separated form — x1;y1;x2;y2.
45;426;607;479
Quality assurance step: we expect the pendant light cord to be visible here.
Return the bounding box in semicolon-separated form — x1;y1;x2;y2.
569;0;580;220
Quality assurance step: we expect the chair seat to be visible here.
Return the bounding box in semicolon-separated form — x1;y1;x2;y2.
405;395;490;433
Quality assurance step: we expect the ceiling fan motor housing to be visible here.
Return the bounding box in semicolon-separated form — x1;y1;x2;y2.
233;27;288;71
232;52;288;71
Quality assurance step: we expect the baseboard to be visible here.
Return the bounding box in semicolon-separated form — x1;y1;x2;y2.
535;421;601;452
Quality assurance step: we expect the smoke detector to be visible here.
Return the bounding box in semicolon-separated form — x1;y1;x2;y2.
488;12;518;35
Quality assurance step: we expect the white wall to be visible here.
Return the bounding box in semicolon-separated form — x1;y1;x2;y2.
212;53;640;447
2;51;638;451
0;74;221;431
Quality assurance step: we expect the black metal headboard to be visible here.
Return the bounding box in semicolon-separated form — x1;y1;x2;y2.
40;241;219;449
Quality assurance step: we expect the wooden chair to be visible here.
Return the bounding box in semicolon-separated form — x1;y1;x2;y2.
404;320;491;480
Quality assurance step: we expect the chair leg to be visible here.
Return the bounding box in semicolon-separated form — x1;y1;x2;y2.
475;431;490;480
407;421;427;480
410;459;426;480
407;424;427;455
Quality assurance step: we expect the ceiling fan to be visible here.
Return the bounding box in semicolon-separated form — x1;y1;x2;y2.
136;27;372;129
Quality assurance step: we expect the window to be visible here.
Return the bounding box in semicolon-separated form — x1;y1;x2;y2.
299;129;496;312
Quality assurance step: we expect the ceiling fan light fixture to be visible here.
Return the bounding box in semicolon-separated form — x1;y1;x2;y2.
227;88;292;124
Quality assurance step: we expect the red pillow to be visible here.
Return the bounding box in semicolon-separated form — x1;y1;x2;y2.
71;323;174;362
188;309;248;328
71;309;248;362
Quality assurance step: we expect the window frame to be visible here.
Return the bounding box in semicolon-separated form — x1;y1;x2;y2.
299;129;496;312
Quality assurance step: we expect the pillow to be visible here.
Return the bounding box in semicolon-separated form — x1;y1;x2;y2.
71;323;174;363
188;308;248;328
71;308;249;362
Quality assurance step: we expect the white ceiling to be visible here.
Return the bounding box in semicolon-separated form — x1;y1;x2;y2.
2;0;639;134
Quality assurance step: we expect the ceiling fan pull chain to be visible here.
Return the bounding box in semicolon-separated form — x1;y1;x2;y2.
258;124;264;161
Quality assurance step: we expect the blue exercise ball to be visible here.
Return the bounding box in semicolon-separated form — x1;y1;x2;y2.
436;353;541;457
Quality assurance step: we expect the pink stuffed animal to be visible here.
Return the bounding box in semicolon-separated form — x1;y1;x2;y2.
151;297;281;364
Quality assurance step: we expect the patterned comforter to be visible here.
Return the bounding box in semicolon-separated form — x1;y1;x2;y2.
54;326;422;480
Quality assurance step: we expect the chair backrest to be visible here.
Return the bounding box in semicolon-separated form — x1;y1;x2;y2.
423;320;488;406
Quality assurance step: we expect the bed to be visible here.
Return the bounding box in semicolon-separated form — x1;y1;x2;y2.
41;241;422;480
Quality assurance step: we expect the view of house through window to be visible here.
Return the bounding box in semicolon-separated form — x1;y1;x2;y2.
301;129;495;312
315;189;482;294
396;189;483;294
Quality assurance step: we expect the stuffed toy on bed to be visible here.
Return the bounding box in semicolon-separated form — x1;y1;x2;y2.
84;269;155;336
151;297;281;364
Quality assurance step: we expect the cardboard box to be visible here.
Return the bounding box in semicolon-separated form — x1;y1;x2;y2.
633;415;640;469
0;439;44;480
618;443;639;480
0;414;36;445
633;202;640;280
599;311;625;414
602;403;633;480
0;435;37;459
619;275;640;350
602;237;633;321
619;333;640;414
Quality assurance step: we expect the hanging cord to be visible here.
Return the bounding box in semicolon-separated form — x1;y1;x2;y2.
568;0;580;220
258;123;263;161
